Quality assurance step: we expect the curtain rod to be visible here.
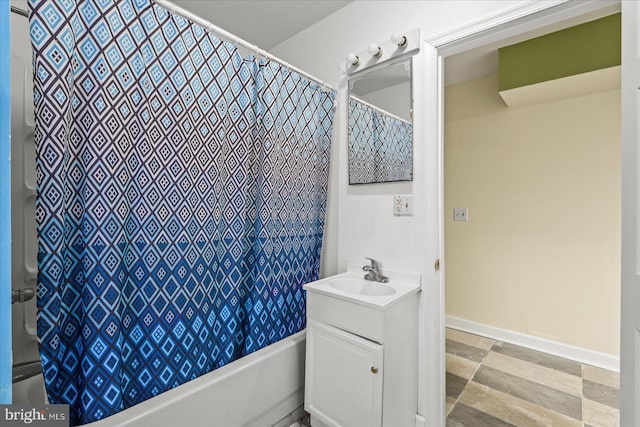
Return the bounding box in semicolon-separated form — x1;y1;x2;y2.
153;0;336;92
349;94;412;125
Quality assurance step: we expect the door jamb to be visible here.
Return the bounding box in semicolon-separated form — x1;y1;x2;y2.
416;1;623;426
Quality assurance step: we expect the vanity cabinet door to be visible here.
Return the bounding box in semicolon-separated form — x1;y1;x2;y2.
305;320;383;427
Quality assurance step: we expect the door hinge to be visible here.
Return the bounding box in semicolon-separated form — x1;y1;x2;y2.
435;259;440;271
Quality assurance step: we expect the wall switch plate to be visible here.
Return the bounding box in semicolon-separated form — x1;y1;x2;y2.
394;195;414;216
453;208;468;221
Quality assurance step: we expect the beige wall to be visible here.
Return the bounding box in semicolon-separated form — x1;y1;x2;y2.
444;73;621;356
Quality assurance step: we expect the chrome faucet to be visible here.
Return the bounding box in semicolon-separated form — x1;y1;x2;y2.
363;258;389;283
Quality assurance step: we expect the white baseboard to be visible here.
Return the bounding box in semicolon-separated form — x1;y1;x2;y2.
446;315;619;372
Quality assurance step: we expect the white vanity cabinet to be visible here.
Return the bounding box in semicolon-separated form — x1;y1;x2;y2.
303;264;420;427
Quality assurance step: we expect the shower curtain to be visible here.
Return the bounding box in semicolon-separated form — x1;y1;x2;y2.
29;0;334;424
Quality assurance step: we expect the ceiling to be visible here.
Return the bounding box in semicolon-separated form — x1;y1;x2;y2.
171;0;351;50
170;1;620;88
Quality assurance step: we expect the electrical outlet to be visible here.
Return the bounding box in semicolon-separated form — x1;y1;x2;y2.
394;195;414;216
453;208;468;221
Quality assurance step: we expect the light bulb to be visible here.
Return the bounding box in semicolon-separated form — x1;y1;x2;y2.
391;32;407;47
368;43;382;58
346;52;359;66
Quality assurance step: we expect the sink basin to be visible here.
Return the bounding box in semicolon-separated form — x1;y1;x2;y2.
303;264;420;310
328;278;396;296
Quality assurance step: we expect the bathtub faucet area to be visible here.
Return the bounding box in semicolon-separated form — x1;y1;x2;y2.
11;288;34;304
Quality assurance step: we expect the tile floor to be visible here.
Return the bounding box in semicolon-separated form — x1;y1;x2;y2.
446;328;620;427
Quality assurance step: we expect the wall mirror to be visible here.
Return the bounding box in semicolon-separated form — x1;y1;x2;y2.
348;58;413;185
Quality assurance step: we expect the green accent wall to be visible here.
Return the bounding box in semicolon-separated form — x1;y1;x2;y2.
498;13;621;92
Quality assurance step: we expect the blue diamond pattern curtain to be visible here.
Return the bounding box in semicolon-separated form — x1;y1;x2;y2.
29;0;335;424
348;97;412;184
244;58;333;353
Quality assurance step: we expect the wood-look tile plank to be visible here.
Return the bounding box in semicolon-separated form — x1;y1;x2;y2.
447;372;469;400
491;341;582;376
583;398;620;427
447;402;515;427
472;365;582;420
583;380;619;409
446;395;457;415
446;339;488;363
446;328;495;351
482;351;582;396
459;381;582;427
582;365;620;389
446;353;479;380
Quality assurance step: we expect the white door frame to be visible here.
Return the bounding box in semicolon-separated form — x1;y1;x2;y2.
619;1;639;426
418;1;625;426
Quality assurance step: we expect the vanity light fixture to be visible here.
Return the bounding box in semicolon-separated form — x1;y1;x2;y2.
346;52;360;66
391;32;408;47
368;43;382;58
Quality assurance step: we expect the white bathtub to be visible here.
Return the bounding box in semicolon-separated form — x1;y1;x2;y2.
89;330;306;427
88;331;306;427
13;331;306;427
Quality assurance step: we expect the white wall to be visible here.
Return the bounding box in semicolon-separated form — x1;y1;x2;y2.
10;0;39;366
272;1;527;85
272;0;528;278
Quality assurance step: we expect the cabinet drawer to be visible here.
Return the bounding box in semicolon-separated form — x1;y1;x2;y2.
307;293;384;344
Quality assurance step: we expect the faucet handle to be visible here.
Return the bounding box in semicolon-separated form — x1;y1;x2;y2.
365;257;379;269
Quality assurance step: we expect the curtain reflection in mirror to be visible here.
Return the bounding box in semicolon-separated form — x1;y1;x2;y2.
348;97;413;184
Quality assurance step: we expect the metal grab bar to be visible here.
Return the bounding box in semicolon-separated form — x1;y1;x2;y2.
12;288;35;304
12;360;42;383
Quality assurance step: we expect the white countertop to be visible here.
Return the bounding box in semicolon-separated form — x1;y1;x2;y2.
303;263;421;310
